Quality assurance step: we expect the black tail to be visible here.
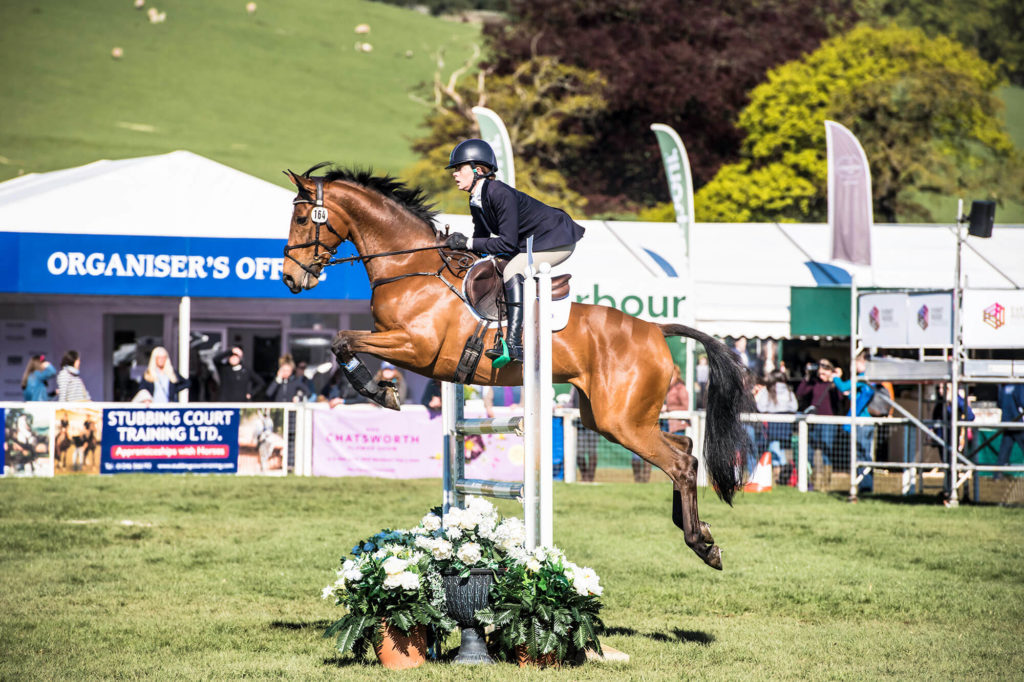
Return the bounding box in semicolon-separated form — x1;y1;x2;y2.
659;323;753;505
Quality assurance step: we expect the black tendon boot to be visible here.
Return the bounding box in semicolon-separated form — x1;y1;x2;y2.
502;274;525;363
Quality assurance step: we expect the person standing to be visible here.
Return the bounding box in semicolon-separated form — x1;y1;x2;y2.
265;360;308;403
56;350;91;402
796;359;841;489
995;382;1024;480
756;370;798;483
832;351;877;492
442;139;585;366
214;346;265;402
21;355;56;401
138;346;190;403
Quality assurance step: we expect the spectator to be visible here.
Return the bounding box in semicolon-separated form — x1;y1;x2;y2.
321;366;368;408
796;358;841;489
56;350;91;402
832;351;877;492
293;361;316;400
932;382;976;504
21;354;56;401
137;346;190;403
732;336;763;377
265;360;309;403
420;379;442;417
373;361;408;406
214;346;265;402
695;354;709;409
663;364;690;435
482;385;521;417
568;386;598;482
995;383;1024;480
756;370;798;484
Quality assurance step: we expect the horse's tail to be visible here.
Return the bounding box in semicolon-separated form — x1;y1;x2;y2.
659;323;753;506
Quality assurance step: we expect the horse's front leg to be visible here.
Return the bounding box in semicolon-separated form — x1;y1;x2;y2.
331;329;421;411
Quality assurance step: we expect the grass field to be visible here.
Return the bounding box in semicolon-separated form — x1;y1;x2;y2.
0;0;481;185
1;476;1022;679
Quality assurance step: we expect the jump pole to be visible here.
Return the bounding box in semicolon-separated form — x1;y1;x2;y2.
442;237;554;549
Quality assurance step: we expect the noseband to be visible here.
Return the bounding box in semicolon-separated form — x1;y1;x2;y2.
283;177;345;279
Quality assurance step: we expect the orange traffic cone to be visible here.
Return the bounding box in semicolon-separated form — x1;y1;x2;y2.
743;451;773;493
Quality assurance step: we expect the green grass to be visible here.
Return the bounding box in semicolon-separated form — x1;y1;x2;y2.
2;476;1023;679
0;0;481;185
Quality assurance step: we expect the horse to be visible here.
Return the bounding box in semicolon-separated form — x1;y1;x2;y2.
280;164;752;570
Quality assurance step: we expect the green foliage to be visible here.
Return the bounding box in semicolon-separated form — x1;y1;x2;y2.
696;24;1022;223
404;55;607;216
476;548;604;663
855;0;1024;85
367;0;508;16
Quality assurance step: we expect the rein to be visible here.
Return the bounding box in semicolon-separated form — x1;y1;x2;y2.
285;176;475;293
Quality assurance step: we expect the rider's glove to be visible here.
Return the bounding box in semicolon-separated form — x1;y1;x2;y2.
445;233;469;250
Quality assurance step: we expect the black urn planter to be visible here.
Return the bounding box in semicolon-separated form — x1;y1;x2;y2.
442;568;495;664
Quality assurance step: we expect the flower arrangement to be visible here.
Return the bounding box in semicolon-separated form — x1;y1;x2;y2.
413;496;527;577
476;545;605;665
321;528;454;660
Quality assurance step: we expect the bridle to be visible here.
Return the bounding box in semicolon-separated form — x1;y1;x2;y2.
283;176;475;296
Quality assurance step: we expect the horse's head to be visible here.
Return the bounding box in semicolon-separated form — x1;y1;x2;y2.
281;166;350;293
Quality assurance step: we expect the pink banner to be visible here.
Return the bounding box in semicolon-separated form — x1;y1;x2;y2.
826;120;873;266
312;405;524;481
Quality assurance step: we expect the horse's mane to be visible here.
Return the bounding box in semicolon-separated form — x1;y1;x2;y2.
302;163;439;231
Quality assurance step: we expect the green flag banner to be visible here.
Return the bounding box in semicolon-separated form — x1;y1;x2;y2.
650;123;694;258
472;106;516;188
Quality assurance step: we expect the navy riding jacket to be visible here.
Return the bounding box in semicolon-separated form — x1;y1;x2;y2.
469;180;585;256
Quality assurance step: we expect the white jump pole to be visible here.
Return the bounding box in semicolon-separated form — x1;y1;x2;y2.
537;261;554;548
523;260;539;549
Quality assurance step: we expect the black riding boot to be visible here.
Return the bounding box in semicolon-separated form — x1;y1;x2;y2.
486;274;525;364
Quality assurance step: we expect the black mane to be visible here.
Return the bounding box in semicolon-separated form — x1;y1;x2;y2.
302;163;439;228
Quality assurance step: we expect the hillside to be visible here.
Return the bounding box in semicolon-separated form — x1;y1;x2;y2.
0;0;481;187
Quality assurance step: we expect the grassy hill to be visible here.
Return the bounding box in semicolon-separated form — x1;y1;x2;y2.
0;0;481;186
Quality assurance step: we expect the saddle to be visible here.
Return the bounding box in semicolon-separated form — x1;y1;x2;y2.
464;257;571;321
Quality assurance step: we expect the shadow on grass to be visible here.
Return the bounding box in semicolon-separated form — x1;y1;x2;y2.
270;619;332;630
827;491;944;506
604;626;714;646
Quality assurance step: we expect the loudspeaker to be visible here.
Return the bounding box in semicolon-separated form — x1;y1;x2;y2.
967;199;995;238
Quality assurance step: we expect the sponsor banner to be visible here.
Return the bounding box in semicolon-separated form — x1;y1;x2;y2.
472;106;516;188
572;278;690;324
3;405;53;477
859;293;909;346
0;232;369;300
55;406;102;475
237;407;287;476
312;405;523;481
826;120;873;265
907;293;953;347
650;123;694;259
963;289;1024;349
100;407;239;474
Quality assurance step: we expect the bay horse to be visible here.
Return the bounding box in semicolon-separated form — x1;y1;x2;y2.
280;165;752;570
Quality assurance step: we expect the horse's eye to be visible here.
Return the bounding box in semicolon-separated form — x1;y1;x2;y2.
295;214;308;226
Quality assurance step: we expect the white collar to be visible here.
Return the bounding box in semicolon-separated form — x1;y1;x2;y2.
469;178;486;207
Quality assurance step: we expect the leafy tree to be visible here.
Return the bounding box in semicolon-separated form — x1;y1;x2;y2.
404;55;606;215
695;25;1021;222
855;0;1024;85
484;0;859;212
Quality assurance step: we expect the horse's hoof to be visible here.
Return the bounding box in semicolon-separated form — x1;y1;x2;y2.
379;386;402;411
699;521;714;545
704;545;723;571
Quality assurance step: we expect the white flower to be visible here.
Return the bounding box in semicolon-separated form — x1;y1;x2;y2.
443;508;463;529
456;542;482;565
382;556;409;575
525;557;541;573
343;567;362;582
415;535;433;551
384;570;420;590
534;547;548;562
421;513;442;532
569;566;603;596
321;585;334;600
430;539;453;560
372;548;388;560
445;525;463;540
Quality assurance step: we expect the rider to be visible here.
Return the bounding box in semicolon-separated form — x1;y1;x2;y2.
443;138;585;365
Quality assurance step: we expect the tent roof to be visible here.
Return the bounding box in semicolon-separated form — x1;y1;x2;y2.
0;151;293;239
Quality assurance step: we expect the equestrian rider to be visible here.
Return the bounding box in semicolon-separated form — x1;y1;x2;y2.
443;139;585;365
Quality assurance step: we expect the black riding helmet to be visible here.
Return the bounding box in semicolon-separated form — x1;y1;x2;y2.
445;139;498;171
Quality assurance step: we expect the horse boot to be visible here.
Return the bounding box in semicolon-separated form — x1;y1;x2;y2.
486;274;525;367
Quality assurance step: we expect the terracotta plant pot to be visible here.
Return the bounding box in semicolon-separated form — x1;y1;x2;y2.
515;644;560;668
374;620;427;670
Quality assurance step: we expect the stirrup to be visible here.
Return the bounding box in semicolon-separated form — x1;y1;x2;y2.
488;337;512;368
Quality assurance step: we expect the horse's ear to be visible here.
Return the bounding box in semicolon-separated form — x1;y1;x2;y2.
283;170;300;187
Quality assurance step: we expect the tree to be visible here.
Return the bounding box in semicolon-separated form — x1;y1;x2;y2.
856;0;1024;85
404;53;607;215
695;25;1021;223
484;0;859;212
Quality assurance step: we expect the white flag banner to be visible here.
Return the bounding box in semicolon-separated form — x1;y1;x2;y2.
826;120;873;265
650;123;695;259
472;106;516;188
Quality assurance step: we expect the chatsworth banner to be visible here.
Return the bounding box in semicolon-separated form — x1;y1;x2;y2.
825;120;873;266
650;123;694;259
472;106;516;188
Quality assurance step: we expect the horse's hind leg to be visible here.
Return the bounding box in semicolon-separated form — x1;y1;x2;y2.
664;432;716;548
